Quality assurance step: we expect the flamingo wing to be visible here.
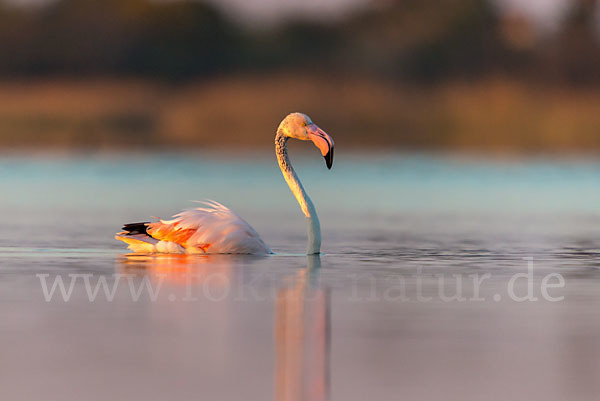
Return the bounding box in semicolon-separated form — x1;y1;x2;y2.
115;201;272;255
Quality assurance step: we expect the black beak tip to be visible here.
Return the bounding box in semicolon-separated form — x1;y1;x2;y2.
324;147;334;170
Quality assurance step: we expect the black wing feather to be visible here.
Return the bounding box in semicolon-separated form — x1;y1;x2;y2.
121;222;151;237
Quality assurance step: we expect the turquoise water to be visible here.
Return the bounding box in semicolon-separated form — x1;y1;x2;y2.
1;153;600;400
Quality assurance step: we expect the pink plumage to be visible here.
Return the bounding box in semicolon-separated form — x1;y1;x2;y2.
115;201;271;254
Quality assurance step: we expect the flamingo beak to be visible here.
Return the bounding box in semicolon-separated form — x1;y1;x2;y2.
307;124;334;169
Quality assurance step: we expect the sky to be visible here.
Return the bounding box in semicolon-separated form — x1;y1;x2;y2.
1;0;575;27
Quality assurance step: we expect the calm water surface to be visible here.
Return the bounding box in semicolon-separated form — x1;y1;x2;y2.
1;153;600;400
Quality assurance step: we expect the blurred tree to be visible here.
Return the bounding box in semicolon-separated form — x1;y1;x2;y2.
126;0;244;78
245;20;342;73
403;0;504;81
0;0;598;85
550;0;600;85
0;0;243;78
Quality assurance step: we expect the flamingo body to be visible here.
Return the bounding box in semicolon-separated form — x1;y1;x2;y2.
115;201;271;254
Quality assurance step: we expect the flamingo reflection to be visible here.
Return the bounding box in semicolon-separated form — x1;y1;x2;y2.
115;253;331;401
275;255;330;401
117;253;233;287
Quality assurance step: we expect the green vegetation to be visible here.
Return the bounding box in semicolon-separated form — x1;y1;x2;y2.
0;0;598;84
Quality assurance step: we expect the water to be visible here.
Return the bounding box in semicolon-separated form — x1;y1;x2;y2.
1;153;600;400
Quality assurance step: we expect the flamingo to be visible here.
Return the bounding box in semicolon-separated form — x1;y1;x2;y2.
115;112;334;255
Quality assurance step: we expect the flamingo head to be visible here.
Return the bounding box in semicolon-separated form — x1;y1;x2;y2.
278;112;335;169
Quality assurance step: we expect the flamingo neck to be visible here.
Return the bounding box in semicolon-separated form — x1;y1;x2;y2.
276;130;321;255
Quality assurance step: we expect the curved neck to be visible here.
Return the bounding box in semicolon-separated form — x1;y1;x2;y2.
276;130;321;254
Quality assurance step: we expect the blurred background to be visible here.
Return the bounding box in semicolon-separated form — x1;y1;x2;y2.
1;0;600;153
